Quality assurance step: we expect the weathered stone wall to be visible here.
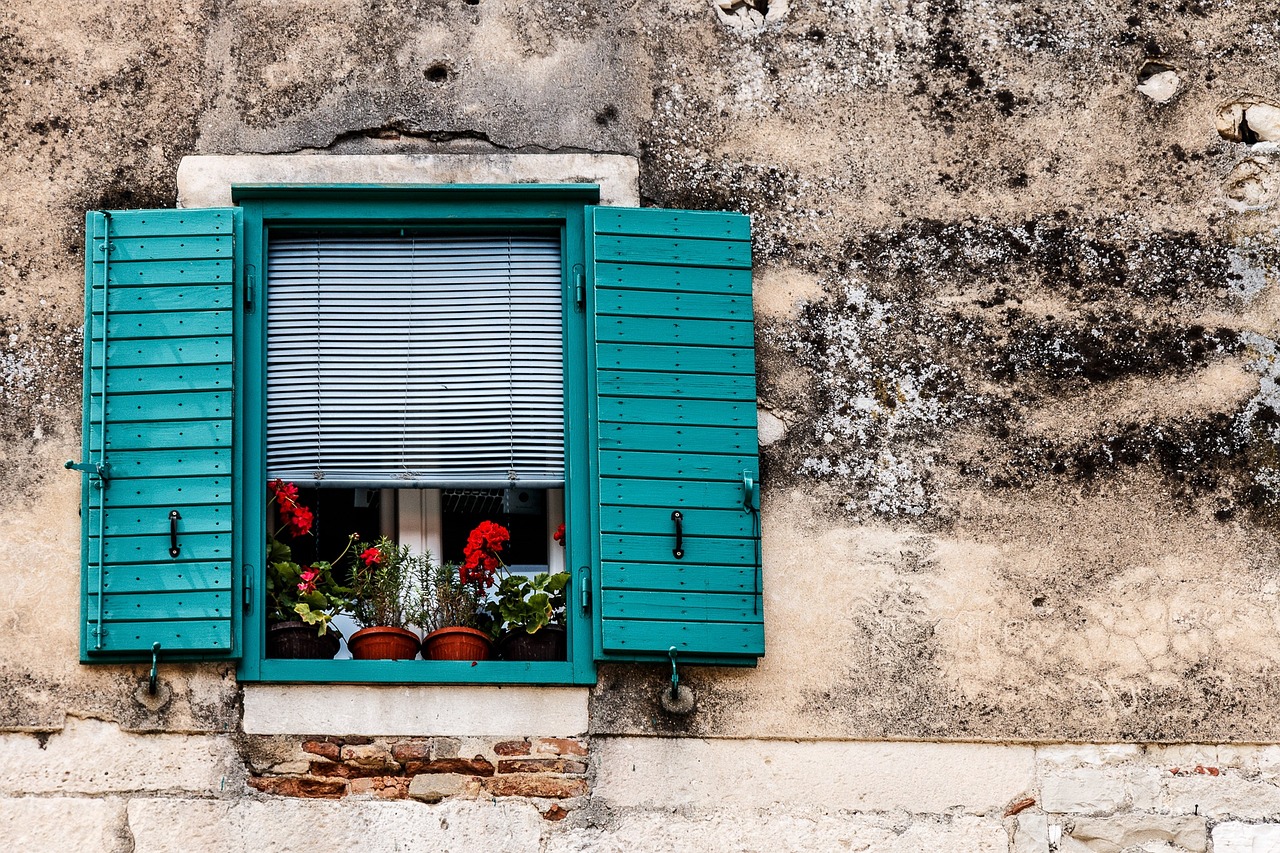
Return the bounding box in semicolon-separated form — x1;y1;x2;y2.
5;0;1280;848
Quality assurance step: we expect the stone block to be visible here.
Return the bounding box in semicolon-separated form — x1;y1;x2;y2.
1040;768;1126;814
1014;812;1049;853
0;717;238;796
1162;776;1280;819
408;773;482;803
1213;822;1280;853
592;738;1034;815
1068;815;1207;852
0;797;127;852
340;743;400;772
1037;745;1143;768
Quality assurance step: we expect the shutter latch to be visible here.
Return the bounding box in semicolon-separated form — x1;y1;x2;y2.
65;459;110;486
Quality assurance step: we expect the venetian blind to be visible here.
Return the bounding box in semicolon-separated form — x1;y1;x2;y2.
266;234;564;487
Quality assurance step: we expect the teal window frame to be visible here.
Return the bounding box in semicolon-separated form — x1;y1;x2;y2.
233;184;600;685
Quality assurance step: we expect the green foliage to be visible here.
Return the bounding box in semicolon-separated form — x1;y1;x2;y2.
418;563;489;633
349;537;429;630
265;538;351;636
485;570;570;636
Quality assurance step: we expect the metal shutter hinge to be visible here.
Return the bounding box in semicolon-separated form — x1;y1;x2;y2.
65;459;110;486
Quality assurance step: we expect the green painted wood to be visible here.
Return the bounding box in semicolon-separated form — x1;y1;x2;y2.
590;206;762;664
592;207;751;241
594;263;752;295
598;423;756;454
595;316;753;347
91;503;230;535
97;531;231;565
96;235;234;262
597;370;755;401
596;288;752;321
602;619;762;657
102;562;230;593
95;209;235;238
600;449;755;480
78;208;239;661
601;562;757;592
601;533;755;565
601;590;759;623
93;590;231;621
596;343;752;374
600;505;754;537
594;236;750;269
92;337;230;368
94;364;232;394
98;477;231;508
104;390;231;422
91;620;232;652
92;420;231;450
99;310;232;341
92;284;233;314
103;259;234;286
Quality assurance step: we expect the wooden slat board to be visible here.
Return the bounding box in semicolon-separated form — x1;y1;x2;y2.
590;206;764;663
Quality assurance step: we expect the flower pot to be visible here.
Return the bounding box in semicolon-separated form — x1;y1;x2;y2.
348;626;420;661
266;620;341;659
422;626;493;661
496;625;566;661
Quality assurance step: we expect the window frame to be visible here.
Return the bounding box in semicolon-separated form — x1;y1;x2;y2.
234;184;600;685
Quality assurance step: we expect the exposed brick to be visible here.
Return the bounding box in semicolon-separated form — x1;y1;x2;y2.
390;741;431;763
533;738;588;757
302;740;341;761
494;740;531;756
403;756;495;777
542;803;570;821
483;775;588;799
349;776;411;799
309;761;397;779
248;776;347;799
498;758;588;775
341;736;375;746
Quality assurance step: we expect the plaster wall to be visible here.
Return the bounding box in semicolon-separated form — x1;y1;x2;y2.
4;0;1280;847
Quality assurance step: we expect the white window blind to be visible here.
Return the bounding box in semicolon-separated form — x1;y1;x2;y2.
266;234;564;488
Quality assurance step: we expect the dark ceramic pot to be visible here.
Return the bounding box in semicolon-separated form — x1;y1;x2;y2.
496;625;566;661
266;620;341;659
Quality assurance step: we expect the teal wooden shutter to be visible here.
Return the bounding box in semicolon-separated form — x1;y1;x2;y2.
589;207;763;664
76;208;239;661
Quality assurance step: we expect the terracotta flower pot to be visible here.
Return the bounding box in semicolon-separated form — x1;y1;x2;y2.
347;626;420;660
496;625;566;661
266;620;341;659
422;626;493;661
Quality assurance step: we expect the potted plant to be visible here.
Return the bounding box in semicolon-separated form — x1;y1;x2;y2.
463;521;570;661
347;537;424;660
265;480;351;659
418;562;493;661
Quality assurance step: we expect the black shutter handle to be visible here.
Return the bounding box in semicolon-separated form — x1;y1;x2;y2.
672;510;684;559
168;510;181;558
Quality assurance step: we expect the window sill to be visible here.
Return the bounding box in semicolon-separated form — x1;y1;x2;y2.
252;658;585;685
242;683;589;736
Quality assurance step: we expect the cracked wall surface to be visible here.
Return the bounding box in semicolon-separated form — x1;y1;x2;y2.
3;0;1280;749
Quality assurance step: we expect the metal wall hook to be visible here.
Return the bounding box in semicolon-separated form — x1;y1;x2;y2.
671;510;684;559
168;510;181;558
668;646;680;700
148;642;161;696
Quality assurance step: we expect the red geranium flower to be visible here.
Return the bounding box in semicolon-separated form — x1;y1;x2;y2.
461;520;509;589
553;523;565;546
360;546;382;567
297;567;320;594
285;505;313;537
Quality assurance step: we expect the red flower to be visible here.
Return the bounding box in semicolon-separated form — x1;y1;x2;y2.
553;523;565;546
360;546;382;567
461;521;509;588
269;479;312;537
285;505;313;537
297;567;320;594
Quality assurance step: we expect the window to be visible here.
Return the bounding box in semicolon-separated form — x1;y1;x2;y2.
73;183;765;685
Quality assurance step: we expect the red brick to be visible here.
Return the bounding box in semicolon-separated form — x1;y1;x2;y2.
341;736;375;746
542;803;570;821
248;776;347;799
309;761;398;779
302;740;341;761
403;756;495;777
498;758;587;775
532;738;588;757
493;739;530;756
391;742;432;762
483;775;588;799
